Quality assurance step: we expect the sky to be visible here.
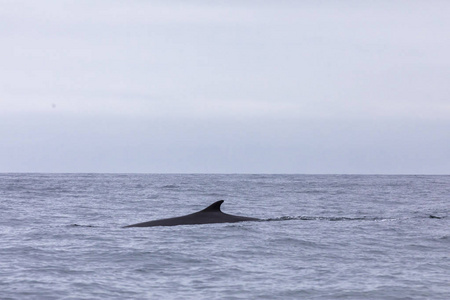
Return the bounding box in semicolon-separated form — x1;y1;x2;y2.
1;0;449;174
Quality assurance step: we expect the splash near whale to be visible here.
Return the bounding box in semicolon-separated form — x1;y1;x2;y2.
123;200;259;228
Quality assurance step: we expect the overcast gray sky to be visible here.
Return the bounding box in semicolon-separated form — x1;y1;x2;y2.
1;0;449;174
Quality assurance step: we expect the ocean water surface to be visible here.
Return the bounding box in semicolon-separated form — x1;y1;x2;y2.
0;174;448;299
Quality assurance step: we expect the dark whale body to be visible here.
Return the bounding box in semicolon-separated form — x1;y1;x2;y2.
123;200;259;228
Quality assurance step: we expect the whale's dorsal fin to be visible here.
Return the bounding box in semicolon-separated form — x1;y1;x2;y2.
201;200;224;212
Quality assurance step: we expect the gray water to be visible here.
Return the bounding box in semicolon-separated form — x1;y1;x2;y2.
0;174;448;299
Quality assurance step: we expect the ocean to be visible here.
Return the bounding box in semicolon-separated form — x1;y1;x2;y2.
0;174;448;299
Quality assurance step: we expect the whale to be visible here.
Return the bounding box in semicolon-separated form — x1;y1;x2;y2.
123;200;259;228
